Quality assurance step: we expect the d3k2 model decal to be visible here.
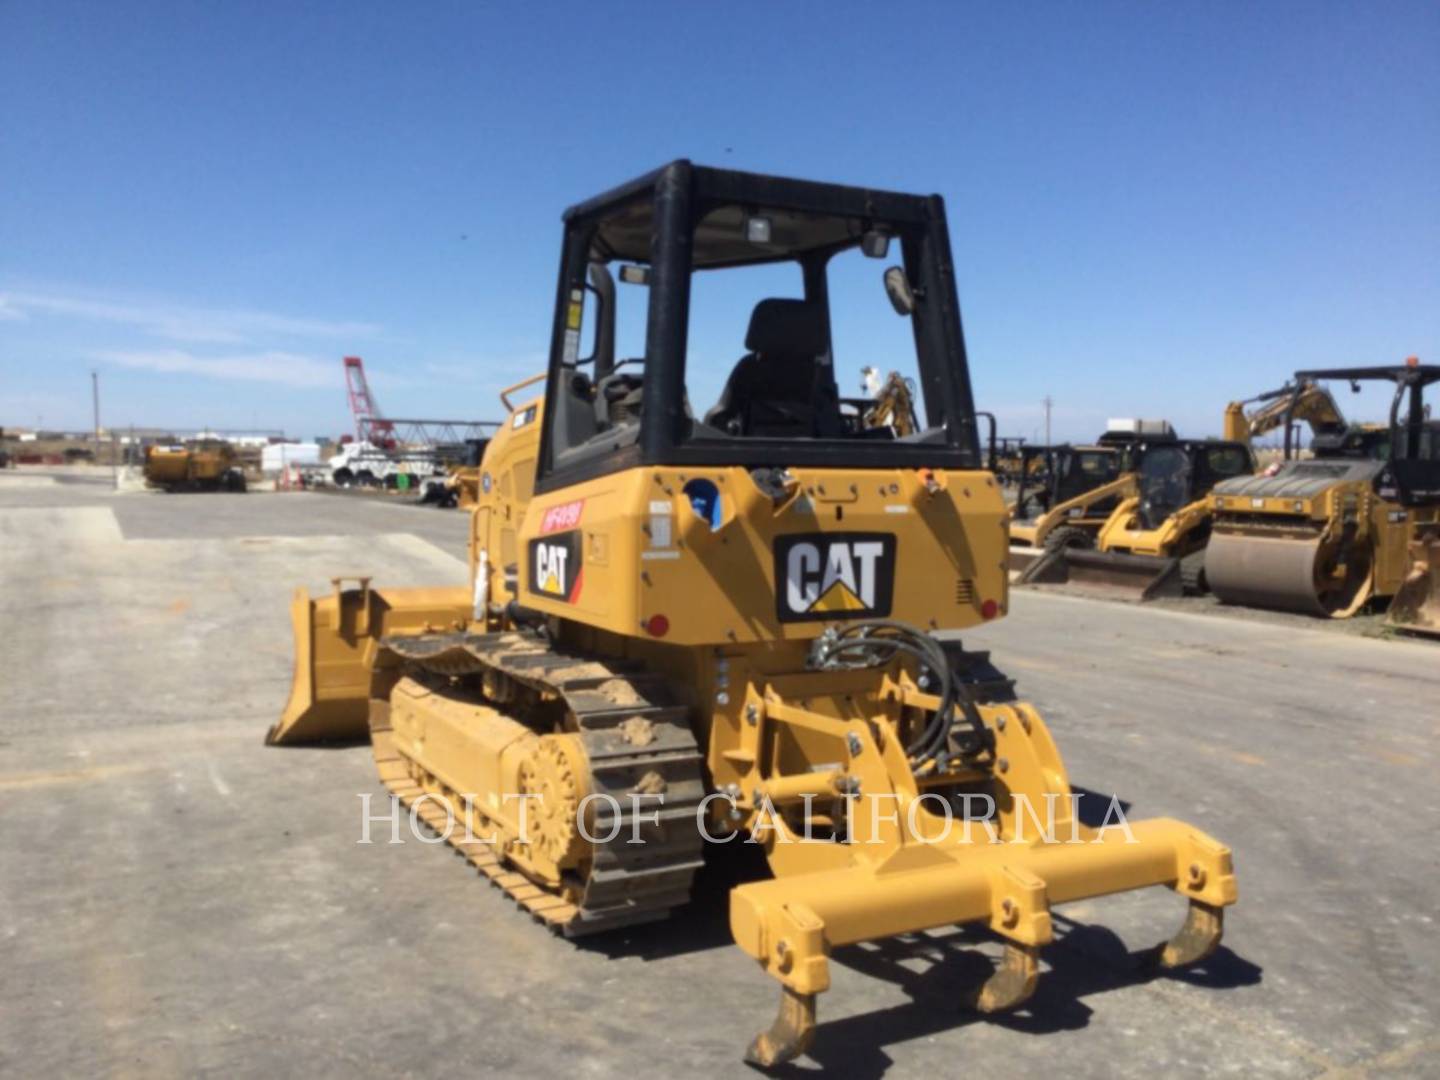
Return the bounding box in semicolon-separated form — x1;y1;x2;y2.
774;533;897;622
529;530;583;603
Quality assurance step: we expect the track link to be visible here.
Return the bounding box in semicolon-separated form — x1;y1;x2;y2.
371;631;706;937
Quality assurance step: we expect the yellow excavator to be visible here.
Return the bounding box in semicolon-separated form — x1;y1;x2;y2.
1206;361;1440;625
1221;378;1349;450
266;163;1237;1065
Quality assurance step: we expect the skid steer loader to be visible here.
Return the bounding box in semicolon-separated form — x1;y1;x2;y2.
1005;436;1136;575
267;163;1237;1065
1018;433;1254;600
1206;361;1440;624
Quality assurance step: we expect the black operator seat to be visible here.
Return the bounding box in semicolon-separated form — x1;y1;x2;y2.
704;299;842;437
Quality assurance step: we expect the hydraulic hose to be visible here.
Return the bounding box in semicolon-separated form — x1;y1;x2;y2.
810;620;990;769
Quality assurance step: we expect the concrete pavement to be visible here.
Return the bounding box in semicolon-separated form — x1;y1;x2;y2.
2;473;1436;1078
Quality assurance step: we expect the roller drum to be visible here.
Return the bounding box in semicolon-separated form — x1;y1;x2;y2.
1205;532;1330;615
1206;531;1370;617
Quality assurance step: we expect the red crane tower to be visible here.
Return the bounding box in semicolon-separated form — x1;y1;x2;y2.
342;356;395;446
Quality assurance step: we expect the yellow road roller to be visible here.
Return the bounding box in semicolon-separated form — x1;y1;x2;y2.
1206;361;1440;622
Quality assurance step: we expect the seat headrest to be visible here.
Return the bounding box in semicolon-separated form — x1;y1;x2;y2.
744;299;827;357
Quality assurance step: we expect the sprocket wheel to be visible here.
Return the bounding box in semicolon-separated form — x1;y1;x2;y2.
516;734;588;871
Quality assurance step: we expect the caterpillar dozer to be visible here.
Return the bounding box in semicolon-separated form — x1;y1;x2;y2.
267;163;1237;1065
143;439;247;492
1206;361;1440;623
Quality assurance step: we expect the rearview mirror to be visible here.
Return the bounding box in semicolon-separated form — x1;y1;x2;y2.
883;266;915;316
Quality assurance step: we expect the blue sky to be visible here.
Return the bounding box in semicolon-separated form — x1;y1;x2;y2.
3;2;1436;442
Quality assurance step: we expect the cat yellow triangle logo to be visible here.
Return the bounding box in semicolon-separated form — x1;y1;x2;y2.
542;572;561;594
810;580;866;612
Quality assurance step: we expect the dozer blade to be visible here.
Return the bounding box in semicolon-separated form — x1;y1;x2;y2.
1385;536;1440;637
1019;547;1183;602
266;580;472;745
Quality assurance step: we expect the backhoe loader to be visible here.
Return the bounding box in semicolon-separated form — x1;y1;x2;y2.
1018;433;1254;600
1206;361;1440;625
267;163;1237;1065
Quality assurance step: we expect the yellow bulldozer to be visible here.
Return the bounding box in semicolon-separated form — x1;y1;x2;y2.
1206;361;1440;628
142;439;247;492
266;163;1237;1065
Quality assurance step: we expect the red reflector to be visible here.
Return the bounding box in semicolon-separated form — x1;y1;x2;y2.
645;614;670;637
980;599;999;620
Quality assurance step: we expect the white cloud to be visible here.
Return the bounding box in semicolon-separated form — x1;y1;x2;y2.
0;288;379;345
92;349;336;388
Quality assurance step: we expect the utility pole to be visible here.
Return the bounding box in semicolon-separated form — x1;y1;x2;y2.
1043;395;1053;445
92;370;101;444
